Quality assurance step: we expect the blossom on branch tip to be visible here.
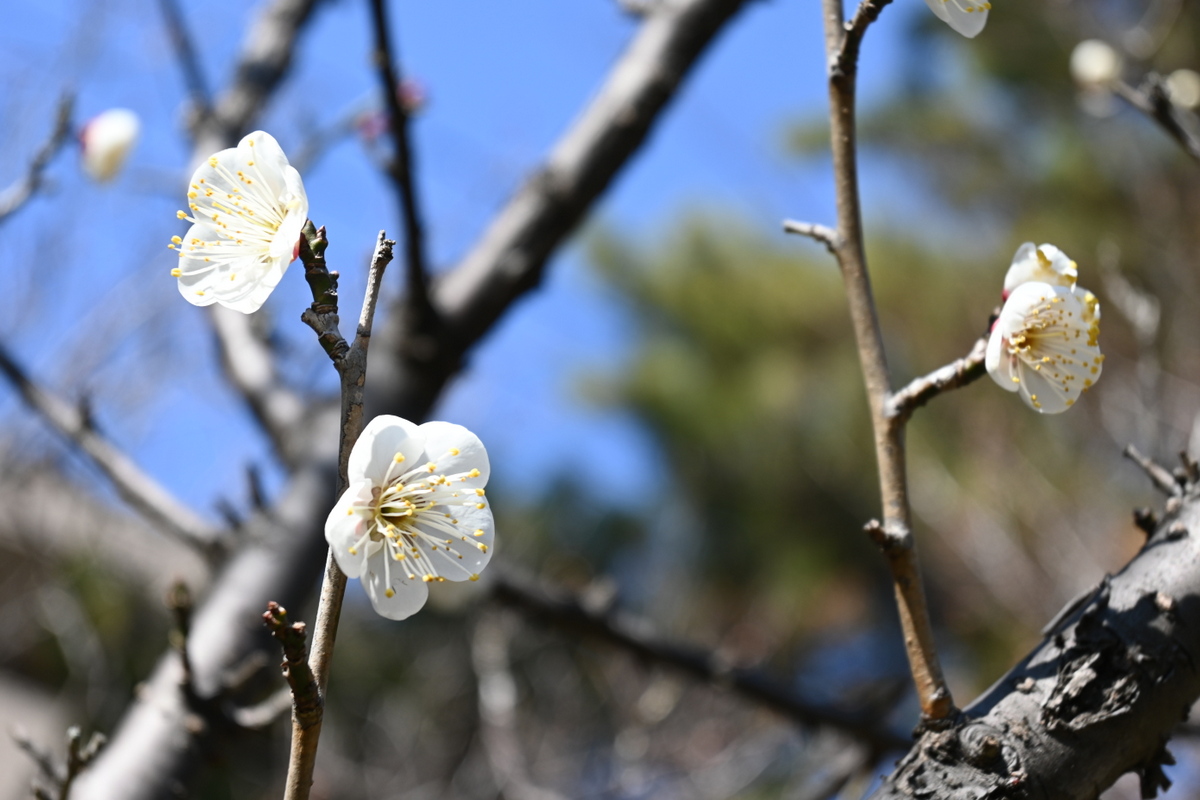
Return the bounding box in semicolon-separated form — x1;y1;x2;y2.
986;281;1102;414
169;131;308;314
1002;242;1078;298
325;415;495;620
924;0;990;38
80;109;140;182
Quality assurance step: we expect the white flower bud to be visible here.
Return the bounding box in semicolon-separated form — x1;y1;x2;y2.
1069;40;1122;89
1165;69;1200;110
80;109;140;182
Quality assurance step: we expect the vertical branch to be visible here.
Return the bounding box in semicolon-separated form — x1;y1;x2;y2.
287;231;395;800
817;0;953;721
368;0;434;331
156;0;213;124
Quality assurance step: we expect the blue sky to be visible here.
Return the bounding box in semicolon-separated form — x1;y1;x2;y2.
0;0;920;518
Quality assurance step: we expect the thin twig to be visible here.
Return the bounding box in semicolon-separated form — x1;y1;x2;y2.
885;336;988;424
0;345;222;555
368;0;433;330
782;219;842;256
284;231;394;800
167;582;196;695
263;603;321;730
491;573;909;752
1113;75;1200;163
1124;444;1181;496
816;0;952;721
156;0;213;125
0;94;74;227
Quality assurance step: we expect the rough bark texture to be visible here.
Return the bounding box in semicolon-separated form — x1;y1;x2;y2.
872;487;1200;799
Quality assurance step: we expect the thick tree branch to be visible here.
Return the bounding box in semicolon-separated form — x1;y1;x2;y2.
0;95;74;227
816;0;951;720
872;482;1200;798
491;572;909;753
378;0;751;415
0;345;222;554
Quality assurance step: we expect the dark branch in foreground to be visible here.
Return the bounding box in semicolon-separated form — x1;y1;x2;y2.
15;726;107;800
1114;75;1200;163
0;94;74;227
491;572;909;753
263;603;321;730
872;477;1200;798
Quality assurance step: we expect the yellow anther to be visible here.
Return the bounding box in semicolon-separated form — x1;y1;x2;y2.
171;236;182;244
475;503;486;510
208;157;218;167
385;588;395;598
468;469;481;478
477;544;489;553
171;268;182;277
474;488;486;496
422;575;434;583
348;547;358;555
449;448;460;456
473;529;485;537
469;574;480;582
177;210;187;219
394;453;406;463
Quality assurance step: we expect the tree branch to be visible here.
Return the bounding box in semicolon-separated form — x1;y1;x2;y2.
367;0;433;330
1113;75;1200;163
885;336;988;424
491;572;909;753
816;0;951;721
872;482;1200;798
0;94;74;227
0;344;222;554
157;0;213;125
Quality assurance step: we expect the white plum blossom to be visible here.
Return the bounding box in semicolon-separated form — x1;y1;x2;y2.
1002;242;1078;299
1069;40;1123;89
80;109;140;182
325;415;495;620
169;131;308;314
924;0;990;39
986;281;1103;414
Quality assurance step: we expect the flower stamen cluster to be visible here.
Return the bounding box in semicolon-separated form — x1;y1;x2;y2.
326;416;495;620
987;243;1102;414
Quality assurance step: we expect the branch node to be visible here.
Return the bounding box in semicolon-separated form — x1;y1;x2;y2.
1133;507;1159;540
262;601;323;730
783;219;842;256
1124;445;1182;496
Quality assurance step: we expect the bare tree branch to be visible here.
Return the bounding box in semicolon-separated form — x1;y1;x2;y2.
782;219;842;256
491;571;909;753
885;336;988;424
157;0;213;124
0;94;74;227
368;0;433;331
0;345;222;554
1114;74;1200;163
1125;444;1183;497
815;0;951;721
872;483;1200;798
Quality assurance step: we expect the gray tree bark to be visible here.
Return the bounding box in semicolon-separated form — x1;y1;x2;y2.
872;489;1200;799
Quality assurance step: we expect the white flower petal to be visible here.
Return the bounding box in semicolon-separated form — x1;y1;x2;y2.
417;421;491;485
348;415;424;484
363;557;430;620
925;0;989;38
985;323;1020;393
1003;242;1077;296
991;282;1102;414
171;130;307;314
325;480;376;579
